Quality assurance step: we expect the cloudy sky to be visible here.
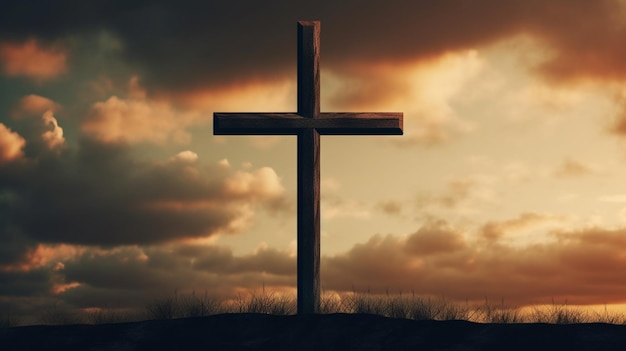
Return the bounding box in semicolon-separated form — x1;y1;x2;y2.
4;0;626;322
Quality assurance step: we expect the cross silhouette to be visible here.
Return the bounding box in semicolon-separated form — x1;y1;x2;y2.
214;21;403;314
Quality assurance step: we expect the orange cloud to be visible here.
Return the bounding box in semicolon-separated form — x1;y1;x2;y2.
12;94;59;118
83;95;186;144
531;1;626;84
2;244;88;273
6;94;65;150
51;281;81;294
0;39;67;81
83;78;201;144
480;212;561;242
405;222;466;256
323;52;478;146
323;220;626;307
0;123;26;163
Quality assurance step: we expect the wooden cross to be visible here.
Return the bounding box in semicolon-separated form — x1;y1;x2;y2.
214;21;403;314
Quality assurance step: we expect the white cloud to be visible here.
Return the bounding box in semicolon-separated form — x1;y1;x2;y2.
225;167;285;199
171;150;198;163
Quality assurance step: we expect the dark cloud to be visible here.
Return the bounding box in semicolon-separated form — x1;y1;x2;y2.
0;191;35;265
59;284;156;310
322;219;626;306
0;269;51;297
193;246;295;276
58;243;296;308
0;136;290;251
63;250;167;291
0;1;149;41
532;1;626;84
405;222;466;256
102;0;521;91
2;0;624;93
1;140;222;246
0;226;34;266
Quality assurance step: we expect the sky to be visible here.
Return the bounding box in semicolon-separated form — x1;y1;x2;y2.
4;0;626;323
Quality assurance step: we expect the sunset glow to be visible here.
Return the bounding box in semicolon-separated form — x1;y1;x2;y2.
3;0;626;324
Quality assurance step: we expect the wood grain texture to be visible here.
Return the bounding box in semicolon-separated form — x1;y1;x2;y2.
297;20;320;314
297;21;320;118
297;128;320;314
214;112;403;135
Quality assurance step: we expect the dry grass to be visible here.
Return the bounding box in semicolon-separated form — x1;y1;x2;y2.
341;292;474;321
145;290;223;320
523;300;626;324
38;303;84;325
231;290;296;315
478;299;525;323
5;290;626;327
85;308;138;325
0;313;20;328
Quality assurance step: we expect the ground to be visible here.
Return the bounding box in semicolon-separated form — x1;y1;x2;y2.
2;313;626;350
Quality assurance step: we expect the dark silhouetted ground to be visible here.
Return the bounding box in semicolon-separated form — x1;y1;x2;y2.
2;313;626;350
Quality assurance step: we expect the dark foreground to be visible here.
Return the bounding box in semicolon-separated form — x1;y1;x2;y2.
2;313;626;350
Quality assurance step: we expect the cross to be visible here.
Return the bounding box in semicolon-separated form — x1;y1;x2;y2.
214;21;403;314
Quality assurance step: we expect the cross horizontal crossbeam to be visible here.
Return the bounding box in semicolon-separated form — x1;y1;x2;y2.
214;113;403;135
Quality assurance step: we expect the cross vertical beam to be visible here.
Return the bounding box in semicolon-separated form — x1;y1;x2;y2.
297;128;320;314
297;21;320;117
297;21;321;314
